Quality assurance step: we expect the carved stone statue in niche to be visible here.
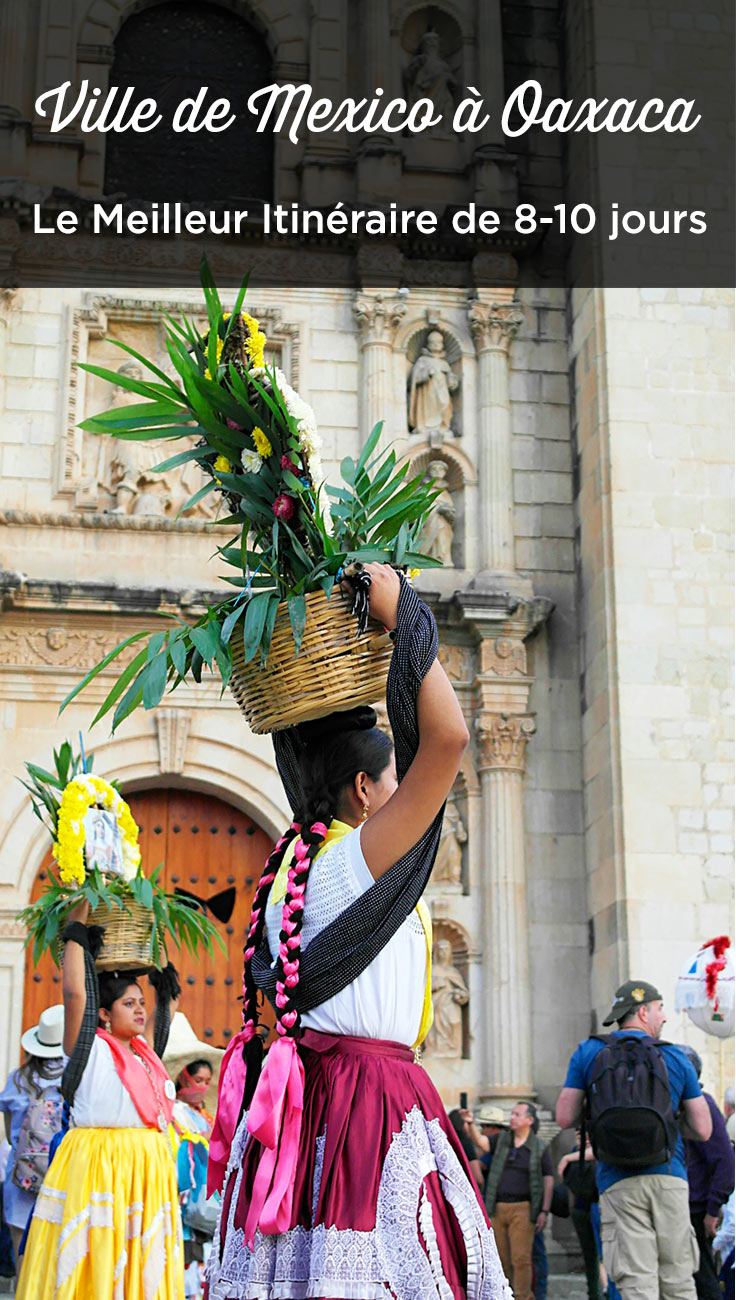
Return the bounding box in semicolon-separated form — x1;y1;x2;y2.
433;797;467;887
101;362;172;516
405;31;456;122
426;937;468;1057
419;460;455;565
408;330;459;438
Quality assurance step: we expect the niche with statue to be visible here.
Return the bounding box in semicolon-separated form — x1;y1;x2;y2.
406;324;463;442
409;449;466;569
424;921;470;1060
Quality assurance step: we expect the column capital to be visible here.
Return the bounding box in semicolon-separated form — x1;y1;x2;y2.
353;291;408;346
475;711;536;773
468;299;524;354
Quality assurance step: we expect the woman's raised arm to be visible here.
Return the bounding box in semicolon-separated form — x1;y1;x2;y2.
61;900;90;1055
360;565;469;879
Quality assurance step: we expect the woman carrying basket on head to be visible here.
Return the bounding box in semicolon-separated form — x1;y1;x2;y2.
16;902;186;1300
206;564;512;1300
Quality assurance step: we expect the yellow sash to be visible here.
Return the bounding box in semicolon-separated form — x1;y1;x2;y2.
269;819;433;1048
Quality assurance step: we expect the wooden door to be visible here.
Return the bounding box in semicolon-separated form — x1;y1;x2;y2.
23;788;275;1052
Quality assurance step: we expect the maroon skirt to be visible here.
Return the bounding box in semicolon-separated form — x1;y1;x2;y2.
206;1030;512;1300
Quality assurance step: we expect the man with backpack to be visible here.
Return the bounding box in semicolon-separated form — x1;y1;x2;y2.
555;979;713;1300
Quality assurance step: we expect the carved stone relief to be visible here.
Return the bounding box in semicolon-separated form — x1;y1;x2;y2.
407;328;461;440
62;296;300;517
425;929;470;1059
432;795;467;890
0;626;140;670
409;446;469;568
438;642;473;684
404;30;456;124
155;708;192;775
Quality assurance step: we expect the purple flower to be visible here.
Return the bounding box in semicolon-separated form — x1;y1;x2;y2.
272;493;295;521
281;454;299;473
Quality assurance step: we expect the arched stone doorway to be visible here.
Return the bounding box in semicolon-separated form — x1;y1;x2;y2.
23;788;274;1050
103;0;274;201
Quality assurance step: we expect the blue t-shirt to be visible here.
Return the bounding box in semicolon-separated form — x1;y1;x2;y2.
564;1031;702;1192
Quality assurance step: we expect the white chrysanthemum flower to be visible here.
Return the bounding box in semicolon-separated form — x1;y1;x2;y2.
241;448;263;474
251;365;333;532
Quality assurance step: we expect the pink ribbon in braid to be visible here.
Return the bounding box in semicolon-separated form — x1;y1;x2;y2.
207;824;298;1195
243;822;325;1244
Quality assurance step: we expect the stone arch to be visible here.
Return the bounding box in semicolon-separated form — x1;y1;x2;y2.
100;1;275;201
77;0;295;58
3;724;289;909
398;0;472;49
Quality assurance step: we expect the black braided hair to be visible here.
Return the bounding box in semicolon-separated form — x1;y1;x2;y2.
148;963;182;1058
271;708;395;1042
239;823;300;1111
292;706;393;827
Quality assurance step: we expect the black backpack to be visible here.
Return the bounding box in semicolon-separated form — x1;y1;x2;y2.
582;1033;679;1169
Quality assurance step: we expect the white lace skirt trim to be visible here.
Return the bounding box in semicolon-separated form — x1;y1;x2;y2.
206;1107;512;1300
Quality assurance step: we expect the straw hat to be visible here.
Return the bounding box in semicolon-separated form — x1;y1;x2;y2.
162;1012;224;1112
476;1104;508;1128
21;1005;65;1059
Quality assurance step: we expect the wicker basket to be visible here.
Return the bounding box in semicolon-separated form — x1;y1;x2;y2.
90;897;155;971
230;588;394;734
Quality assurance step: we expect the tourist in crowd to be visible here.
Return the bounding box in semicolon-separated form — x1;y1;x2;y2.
557;979;712;1300
714;1191;735;1300
558;1129;619;1300
16;901;185;1300
206;566;513;1299
0;1005;65;1273
680;1045;735;1300
483;1100;554;1300
448;1106;485;1188
165;1013;223;1300
724;1086;735;1145
462;1103;509;1192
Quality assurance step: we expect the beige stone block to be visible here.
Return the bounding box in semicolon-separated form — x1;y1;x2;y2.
622;797;677;853
614;526;673;568
627;899;696;943
617;603;677;646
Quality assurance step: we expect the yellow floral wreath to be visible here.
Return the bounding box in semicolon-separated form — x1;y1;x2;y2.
53;775;141;888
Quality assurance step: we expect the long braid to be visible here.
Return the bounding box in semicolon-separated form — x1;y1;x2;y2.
239;822;299;1110
273;818;326;1040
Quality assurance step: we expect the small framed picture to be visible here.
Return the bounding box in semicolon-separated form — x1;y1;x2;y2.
83;808;124;877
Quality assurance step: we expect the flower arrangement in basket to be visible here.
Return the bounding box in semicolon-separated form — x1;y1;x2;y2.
61;259;442;734
18;741;223;971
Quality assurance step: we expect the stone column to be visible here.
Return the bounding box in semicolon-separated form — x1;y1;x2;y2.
476;711;535;1097
472;0;518;205
353;292;408;450
355;0;402;200
459;595;552;1101
468;295;524;576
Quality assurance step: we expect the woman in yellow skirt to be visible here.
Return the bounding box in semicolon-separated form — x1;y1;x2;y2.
17;903;185;1300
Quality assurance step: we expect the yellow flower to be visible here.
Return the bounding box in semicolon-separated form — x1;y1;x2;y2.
408;568;421;580
251;426;273;458
214;454;231;474
53;776;142;888
241;312;267;369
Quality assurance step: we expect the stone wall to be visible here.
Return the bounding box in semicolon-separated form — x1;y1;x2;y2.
570;286;734;1098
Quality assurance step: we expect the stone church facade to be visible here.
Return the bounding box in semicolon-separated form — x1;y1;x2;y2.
0;0;733;1115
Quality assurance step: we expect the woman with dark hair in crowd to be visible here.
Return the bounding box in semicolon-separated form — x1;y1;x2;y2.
16;900;185;1300
0;1005;65;1272
165;1016;224;1297
207;564;512;1300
